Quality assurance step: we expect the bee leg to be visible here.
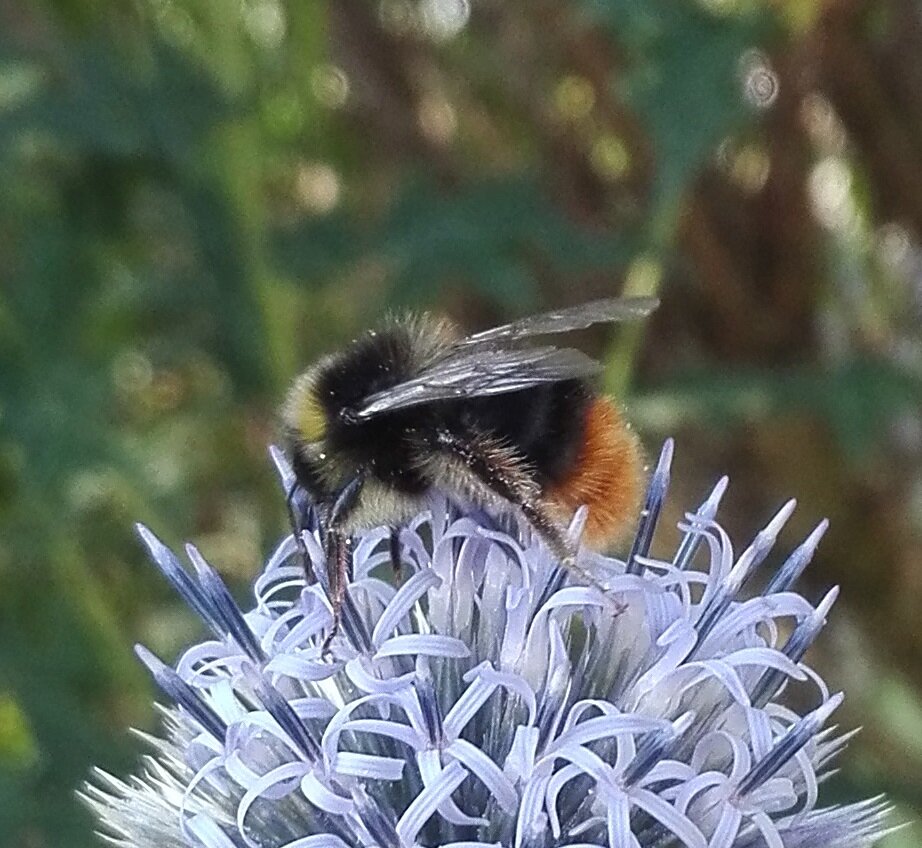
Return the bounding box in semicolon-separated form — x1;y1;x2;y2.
517;501;599;586
285;481;314;583
389;525;403;581
320;475;365;656
321;528;351;656
509;501;606;591
436;429;602;590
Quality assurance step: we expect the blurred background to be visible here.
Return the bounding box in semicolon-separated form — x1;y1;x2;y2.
0;1;920;845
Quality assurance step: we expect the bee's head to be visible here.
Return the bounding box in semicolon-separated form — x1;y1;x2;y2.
281;318;455;506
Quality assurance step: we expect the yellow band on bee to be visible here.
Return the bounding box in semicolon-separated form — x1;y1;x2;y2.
295;389;327;442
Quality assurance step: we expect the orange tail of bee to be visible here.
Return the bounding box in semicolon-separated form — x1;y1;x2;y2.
547;397;644;549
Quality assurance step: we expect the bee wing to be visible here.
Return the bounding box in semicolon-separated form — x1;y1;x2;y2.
356;345;600;418
455;295;659;348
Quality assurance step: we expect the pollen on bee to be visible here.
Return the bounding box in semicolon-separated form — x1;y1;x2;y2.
547;397;644;549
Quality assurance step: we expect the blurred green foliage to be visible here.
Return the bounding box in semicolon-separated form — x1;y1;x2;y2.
0;1;920;846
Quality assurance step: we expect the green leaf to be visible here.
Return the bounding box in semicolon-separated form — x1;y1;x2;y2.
584;1;772;239
273;175;632;310
631;360;921;461
0;32;233;165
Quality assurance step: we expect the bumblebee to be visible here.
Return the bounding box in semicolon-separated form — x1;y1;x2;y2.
283;297;657;627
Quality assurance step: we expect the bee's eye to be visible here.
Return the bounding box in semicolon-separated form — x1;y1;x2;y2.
339;407;359;425
295;389;327;442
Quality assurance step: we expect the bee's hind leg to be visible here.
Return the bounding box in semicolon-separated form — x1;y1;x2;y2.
435;429;602;590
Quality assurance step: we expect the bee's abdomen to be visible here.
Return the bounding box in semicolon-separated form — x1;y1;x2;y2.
545;396;643;548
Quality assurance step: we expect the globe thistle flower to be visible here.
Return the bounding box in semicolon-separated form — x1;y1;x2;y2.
84;441;895;847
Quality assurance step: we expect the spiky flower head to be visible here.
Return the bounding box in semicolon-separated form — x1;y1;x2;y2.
84;441;893;847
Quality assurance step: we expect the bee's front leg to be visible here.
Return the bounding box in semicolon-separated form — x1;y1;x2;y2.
321;474;365;657
285;480;314;583
388;525;403;581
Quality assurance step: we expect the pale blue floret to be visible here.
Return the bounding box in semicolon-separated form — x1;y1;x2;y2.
625;438;673;576
135;645;228;743
83;442;895;848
